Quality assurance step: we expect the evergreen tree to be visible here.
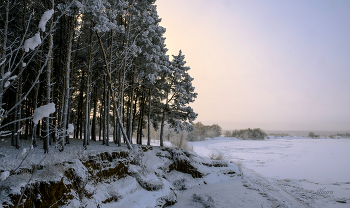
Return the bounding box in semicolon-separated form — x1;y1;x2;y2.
159;50;197;146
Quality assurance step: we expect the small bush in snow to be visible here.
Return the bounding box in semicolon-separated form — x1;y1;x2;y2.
192;193;216;208
208;151;224;160
173;178;189;190
308;132;320;139
233;159;244;178
169;131;193;152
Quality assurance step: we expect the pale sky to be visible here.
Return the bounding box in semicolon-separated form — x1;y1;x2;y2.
156;0;350;131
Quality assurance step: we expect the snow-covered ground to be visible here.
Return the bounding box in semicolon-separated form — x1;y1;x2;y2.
187;136;350;208
1;136;349;207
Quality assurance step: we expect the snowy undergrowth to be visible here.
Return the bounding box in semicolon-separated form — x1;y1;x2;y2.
0;138;240;208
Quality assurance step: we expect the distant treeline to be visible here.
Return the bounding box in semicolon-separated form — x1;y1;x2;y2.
268;133;290;137
225;128;267;140
334;133;350;138
157;122;222;150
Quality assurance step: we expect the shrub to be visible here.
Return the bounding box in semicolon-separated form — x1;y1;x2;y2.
231;128;267;140
187;122;222;141
170;131;193;151
208;151;224;160
224;130;231;137
308;132;320;139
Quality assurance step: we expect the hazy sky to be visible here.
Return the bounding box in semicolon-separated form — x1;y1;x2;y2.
156;0;350;131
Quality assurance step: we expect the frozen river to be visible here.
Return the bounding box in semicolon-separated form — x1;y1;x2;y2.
189;137;350;207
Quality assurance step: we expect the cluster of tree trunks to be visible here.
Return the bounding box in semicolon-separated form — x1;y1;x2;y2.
0;0;197;153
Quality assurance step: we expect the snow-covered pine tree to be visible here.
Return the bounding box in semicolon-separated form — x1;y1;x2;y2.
159;50;198;146
126;0;171;145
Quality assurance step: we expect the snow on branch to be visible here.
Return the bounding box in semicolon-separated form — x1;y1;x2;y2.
2;72;17;88
39;9;54;32
24;33;41;52
32;103;55;125
67;124;74;134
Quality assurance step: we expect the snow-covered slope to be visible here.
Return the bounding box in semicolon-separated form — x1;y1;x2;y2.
0;138;239;207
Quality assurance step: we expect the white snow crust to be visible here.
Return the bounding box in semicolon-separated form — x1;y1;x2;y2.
38;9;54;32
67;124;74;134
24;33;41;52
32;103;55;124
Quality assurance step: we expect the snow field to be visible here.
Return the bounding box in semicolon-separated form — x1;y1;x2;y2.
189;137;350;208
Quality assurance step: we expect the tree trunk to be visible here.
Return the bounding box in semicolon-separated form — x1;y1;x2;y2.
103;75;106;145
99;98;102;141
147;88;151;146
159;94;169;147
91;84;97;141
128;59;136;143
31;35;44;148
0;0;9;109
159;109;166;147
138;93;145;145
14;72;22;149
95;31;132;149
77;70;84;140
106;88;110;146
60;16;75;151
84;25;93;147
43;0;54;153
25;98;29;140
132;92;138;141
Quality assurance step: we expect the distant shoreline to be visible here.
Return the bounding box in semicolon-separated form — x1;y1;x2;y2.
223;130;350;137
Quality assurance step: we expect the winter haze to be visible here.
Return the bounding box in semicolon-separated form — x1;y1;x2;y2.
156;0;350;131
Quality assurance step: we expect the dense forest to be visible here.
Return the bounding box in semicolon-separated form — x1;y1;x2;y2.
0;0;198;153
